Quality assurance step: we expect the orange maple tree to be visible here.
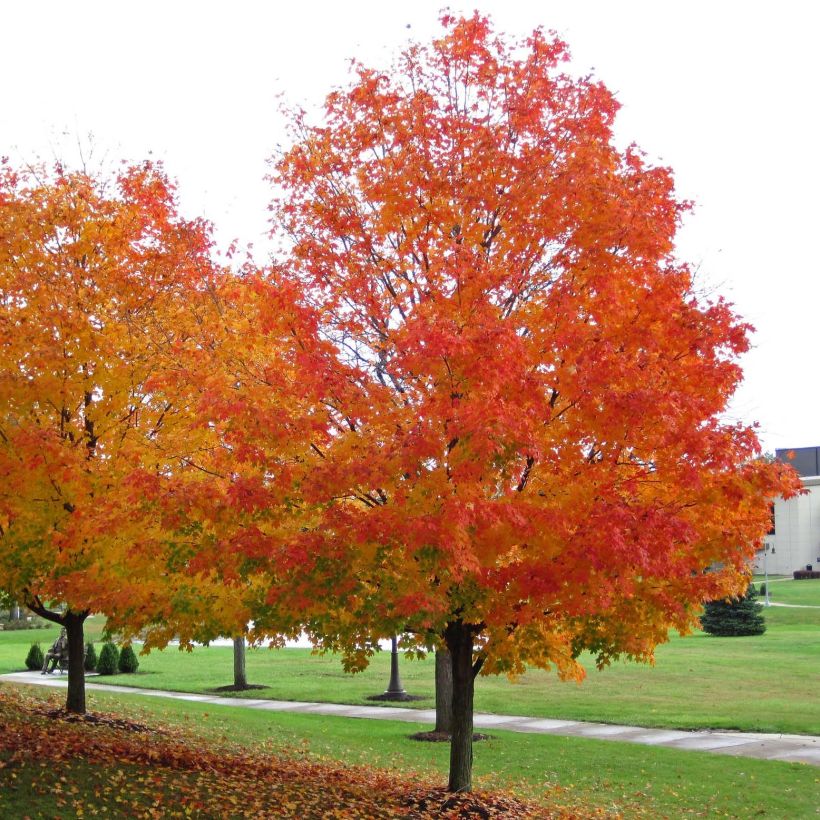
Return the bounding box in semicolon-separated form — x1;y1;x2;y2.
260;14;801;791
100;268;338;656
0;160;229;712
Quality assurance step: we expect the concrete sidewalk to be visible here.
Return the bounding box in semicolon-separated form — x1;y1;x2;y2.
3;670;818;767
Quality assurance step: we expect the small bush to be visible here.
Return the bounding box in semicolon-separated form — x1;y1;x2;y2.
1;613;50;630
758;582;767;596
5;620;36;631
701;585;766;636
118;644;139;674
84;642;97;672
96;642;120;675
25;643;44;671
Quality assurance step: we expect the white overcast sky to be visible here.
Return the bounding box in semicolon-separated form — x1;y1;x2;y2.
3;1;818;454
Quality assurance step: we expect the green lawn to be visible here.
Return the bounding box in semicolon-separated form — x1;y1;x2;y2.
3;683;816;819
763;576;820;607
2;580;818;735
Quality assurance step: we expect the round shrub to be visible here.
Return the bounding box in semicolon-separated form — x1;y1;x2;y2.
25;643;44;671
118;644;139;674
96;642;120;675
84;641;97;672
701;585;766;636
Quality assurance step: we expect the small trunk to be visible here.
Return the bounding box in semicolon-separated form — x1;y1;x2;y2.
444;621;477;793
233;636;247;688
435;648;453;734
63;611;88;714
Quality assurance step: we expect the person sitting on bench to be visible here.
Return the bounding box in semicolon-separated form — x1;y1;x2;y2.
41;628;68;674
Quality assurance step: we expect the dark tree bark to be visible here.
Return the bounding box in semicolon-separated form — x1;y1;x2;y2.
63;610;88;713
233;636;247;688
435;648;453;734
444;621;483;793
25;596;89;714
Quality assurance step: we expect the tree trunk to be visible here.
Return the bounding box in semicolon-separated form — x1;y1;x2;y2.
385;636;406;695
444;621;478;793
25;597;89;714
233;636;247;688
435;648;453;734
63;610;87;714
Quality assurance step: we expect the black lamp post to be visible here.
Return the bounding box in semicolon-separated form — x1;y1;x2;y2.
383;635;406;697
367;634;423;702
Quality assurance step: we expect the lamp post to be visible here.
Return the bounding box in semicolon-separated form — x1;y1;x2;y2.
762;542;775;606
384;635;407;698
367;634;424;702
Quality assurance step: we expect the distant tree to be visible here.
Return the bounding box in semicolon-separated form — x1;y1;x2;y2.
701;585;766;636
233;636;248;689
95;269;335;661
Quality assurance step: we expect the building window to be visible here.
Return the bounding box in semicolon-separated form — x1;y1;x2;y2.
767;503;776;535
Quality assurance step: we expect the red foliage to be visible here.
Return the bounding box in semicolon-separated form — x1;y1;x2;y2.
260;12;801;681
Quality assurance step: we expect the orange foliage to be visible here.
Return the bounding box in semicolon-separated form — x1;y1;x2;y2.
0;158;338;656
0;161;221;619
101;269;339;649
259;14;801;680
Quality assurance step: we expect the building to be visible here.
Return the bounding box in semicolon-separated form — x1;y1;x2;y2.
754;447;820;575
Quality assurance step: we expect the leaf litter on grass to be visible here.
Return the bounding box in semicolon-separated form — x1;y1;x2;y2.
0;688;621;818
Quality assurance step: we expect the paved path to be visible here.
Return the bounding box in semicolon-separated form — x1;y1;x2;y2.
2;671;818;767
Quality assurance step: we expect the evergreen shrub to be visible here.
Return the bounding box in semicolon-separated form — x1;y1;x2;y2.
118;644;139;673
97;642;120;675
84;642;97;672
701;585;766;636
25;643;44;670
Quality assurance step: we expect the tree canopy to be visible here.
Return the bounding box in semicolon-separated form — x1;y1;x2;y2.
260;13;801;790
0;161;224;709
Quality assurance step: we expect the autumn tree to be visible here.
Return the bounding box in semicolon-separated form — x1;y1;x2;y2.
96;266;338;665
0;160;224;712
261;14;801;791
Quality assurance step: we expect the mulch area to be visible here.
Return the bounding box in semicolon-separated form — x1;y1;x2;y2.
410;730;491;743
